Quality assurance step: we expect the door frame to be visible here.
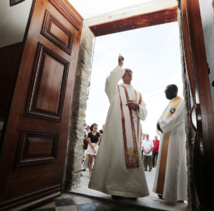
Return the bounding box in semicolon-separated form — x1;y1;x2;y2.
68;1;214;210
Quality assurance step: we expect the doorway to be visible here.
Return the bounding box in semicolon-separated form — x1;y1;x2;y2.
70;21;189;210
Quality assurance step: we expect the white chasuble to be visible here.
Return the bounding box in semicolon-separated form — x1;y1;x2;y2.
153;97;187;202
88;66;149;198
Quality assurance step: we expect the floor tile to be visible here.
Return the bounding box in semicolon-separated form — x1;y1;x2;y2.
57;194;73;199
76;202;98;211
94;202;120;211
55;198;75;207
33;201;55;209
33;208;55;211
72;195;93;205
55;205;77;211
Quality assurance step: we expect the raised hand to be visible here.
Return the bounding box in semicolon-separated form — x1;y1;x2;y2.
118;54;124;67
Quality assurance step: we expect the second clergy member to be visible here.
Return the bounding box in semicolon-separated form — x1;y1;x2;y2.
153;84;187;202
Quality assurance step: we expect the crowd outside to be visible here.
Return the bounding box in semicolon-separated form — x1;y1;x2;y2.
82;123;160;172
82;124;160;174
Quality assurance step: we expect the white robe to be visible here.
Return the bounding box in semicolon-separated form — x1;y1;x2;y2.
88;66;149;198
153;98;187;202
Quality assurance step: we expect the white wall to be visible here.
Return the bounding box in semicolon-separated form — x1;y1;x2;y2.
0;0;33;48
198;0;214;110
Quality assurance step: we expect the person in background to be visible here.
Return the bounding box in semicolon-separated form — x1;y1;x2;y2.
86;123;100;177
86;125;90;133
99;124;105;144
142;133;154;172
152;136;160;167
81;125;90;171
99;124;105;137
141;133;146;158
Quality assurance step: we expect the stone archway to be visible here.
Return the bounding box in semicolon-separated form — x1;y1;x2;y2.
63;24;95;190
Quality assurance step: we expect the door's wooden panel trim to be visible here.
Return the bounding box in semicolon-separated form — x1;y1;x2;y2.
180;0;214;210
180;0;195;99
89;6;178;37
26;43;70;121
42;10;74;55
0;184;60;210
48;0;83;31
16;131;59;166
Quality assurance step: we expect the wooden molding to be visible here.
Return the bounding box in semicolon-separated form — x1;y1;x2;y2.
49;0;83;31
42;10;74;55
25;43;70;121
89;6;178;37
16;131;59;166
0;185;60;210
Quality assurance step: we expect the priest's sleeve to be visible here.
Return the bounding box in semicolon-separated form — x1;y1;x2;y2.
137;94;148;121
105;66;125;101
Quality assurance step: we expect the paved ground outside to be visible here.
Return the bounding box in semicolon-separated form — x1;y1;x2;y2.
80;166;157;198
71;165;189;211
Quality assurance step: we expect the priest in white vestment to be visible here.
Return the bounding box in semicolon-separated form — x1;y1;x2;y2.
153;84;187;202
88;55;149;198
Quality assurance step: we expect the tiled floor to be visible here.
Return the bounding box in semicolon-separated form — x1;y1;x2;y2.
71;168;189;211
33;167;189;211
33;193;157;211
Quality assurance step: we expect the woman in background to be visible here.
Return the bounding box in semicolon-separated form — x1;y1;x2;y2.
86;123;100;177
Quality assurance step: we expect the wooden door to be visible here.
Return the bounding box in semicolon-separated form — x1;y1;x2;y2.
0;0;82;210
180;0;214;210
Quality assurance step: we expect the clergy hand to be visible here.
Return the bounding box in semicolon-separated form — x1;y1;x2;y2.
126;100;139;110
118;55;124;67
156;122;163;133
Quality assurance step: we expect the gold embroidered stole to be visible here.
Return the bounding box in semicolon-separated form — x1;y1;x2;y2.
118;85;142;169
156;96;182;194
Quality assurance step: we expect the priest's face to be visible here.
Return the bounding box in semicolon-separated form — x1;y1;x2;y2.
122;68;133;84
164;85;177;100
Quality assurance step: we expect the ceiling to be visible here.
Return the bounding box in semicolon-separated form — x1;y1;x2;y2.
69;0;152;19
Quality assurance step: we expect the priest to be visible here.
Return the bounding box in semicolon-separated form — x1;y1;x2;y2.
153;84;187;202
88;55;149;198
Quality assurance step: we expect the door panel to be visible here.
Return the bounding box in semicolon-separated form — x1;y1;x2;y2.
0;0;82;210
26;43;70;120
180;0;214;210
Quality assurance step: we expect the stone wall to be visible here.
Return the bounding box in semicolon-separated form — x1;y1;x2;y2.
63;24;95;191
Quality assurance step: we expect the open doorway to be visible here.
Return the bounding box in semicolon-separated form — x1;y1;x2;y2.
71;21;188;210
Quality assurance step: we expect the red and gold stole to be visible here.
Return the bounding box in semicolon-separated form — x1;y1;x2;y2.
118;85;142;169
156;96;182;194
